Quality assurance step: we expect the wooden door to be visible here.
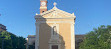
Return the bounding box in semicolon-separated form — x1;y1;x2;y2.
52;45;58;49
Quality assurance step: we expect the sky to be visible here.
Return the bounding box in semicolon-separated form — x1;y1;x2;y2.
0;0;111;38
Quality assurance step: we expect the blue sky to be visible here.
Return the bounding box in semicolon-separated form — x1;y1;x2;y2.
0;0;111;38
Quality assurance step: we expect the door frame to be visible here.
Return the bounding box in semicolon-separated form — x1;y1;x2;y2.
49;44;60;49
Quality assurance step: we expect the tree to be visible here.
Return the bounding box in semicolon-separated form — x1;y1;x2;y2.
0;31;12;49
79;25;111;49
0;31;26;49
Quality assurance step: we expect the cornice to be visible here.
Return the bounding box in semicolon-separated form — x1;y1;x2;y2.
35;14;75;20
39;7;76;17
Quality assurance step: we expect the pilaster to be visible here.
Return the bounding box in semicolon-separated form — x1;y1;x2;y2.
35;22;40;49
71;22;75;49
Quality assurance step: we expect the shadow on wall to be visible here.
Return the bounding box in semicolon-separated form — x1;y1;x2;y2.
30;15;66;49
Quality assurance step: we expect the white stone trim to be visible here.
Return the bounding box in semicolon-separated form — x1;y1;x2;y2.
71;23;75;49
35;22;40;49
37;21;75;24
40;6;76;17
35;17;75;19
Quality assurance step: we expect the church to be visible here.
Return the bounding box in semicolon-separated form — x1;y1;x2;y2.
27;0;76;49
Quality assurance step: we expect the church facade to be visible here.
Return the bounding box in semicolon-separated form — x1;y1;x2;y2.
27;0;76;49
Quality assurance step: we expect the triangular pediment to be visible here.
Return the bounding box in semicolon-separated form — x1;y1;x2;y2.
35;7;76;19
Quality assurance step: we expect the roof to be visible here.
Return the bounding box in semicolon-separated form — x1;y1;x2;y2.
0;24;6;30
0;24;6;28
27;35;35;38
75;35;85;41
75;35;85;38
35;6;76;19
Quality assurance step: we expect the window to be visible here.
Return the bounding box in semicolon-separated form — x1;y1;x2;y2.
42;11;44;13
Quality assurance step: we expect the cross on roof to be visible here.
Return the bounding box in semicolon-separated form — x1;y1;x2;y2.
53;2;57;7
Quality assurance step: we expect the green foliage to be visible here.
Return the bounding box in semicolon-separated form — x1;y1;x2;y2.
79;25;111;49
0;31;26;49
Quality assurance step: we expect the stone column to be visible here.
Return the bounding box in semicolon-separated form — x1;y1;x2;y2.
71;23;75;49
35;22;40;49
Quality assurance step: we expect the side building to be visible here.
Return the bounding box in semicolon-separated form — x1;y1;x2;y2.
0;24;7;32
75;35;84;49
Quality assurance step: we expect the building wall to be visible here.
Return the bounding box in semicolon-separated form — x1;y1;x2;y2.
35;6;75;49
39;23;71;49
59;23;71;49
39;23;51;49
28;37;35;45
38;18;73;49
75;35;84;49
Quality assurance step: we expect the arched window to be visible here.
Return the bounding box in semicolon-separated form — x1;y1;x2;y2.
53;26;57;35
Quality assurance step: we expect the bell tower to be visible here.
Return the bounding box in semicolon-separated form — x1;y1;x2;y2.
40;0;47;14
